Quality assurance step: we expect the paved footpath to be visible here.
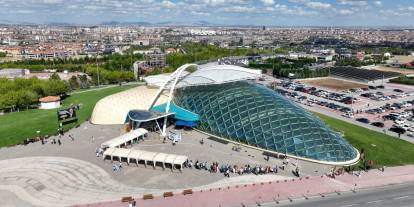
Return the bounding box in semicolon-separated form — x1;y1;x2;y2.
75;165;414;207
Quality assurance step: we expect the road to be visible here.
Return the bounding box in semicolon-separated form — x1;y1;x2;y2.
257;182;414;207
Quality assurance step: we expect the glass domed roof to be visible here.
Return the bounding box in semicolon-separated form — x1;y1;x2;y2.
174;81;358;163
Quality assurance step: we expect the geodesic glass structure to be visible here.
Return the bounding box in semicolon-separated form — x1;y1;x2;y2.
174;81;358;163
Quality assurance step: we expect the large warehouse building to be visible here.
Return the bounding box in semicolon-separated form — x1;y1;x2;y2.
91;64;359;165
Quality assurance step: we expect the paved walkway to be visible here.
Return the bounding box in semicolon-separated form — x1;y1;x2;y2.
0;156;291;207
75;165;414;207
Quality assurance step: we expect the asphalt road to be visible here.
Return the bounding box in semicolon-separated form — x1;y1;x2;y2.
257;182;414;207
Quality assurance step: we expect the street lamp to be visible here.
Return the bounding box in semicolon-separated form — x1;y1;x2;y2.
95;52;100;87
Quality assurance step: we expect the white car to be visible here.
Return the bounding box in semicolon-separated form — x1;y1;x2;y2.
403;103;412;108
342;113;354;118
399;112;410;118
384;96;392;100
395;119;406;125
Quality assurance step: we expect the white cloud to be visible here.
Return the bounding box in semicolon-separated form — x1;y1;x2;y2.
261;0;274;6
221;6;259;13
201;0;249;7
338;0;368;6
40;0;63;4
338;9;354;15
374;1;382;6
161;0;176;9
190;11;211;16
306;1;331;10
406;6;414;12
288;0;309;3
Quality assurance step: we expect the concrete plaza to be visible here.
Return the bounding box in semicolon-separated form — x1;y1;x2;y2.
0;121;331;207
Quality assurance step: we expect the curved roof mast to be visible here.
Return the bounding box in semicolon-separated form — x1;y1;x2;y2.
148;63;197;136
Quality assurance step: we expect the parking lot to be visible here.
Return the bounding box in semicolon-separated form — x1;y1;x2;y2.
273;79;414;141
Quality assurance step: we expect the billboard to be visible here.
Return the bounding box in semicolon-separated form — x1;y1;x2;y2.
57;105;79;123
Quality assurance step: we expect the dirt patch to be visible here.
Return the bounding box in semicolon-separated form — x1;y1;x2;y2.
301;78;368;90
373;65;414;75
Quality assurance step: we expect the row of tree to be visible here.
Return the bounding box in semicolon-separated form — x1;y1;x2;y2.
389;76;414;85
0;78;70;112
84;66;135;85
0;53;144;73
166;42;271;69
248;57;327;79
334;58;384;67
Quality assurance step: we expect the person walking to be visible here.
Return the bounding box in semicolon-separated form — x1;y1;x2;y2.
58;139;61;146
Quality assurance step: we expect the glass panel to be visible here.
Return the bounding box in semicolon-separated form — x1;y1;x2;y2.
175;81;357;163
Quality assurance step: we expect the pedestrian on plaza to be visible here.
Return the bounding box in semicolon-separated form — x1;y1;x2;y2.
128;201;132;207
58;139;61;146
91;136;95;143
119;162;122;170
132;200;136;207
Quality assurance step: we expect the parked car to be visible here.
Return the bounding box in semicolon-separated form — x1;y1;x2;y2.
383;114;398;121
342;112;354;118
394;89;404;93
356;118;370;124
390;127;406;134
395;119;406;125
371;122;384;128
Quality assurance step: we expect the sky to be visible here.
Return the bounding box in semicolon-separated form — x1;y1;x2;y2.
0;0;413;26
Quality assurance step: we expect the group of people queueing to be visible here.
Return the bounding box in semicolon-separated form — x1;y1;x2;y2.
183;160;282;177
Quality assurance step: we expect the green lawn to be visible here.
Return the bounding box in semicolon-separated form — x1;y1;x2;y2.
315;113;414;167
0;84;137;147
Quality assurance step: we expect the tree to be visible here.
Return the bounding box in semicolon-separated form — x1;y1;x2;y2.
49;73;61;80
42;80;69;96
68;75;80;90
79;74;89;89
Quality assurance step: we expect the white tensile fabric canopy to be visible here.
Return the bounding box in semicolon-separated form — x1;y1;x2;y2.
176;65;262;88
103;147;188;169
100;128;148;149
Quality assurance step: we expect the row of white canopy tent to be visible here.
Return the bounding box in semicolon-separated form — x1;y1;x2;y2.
103;147;188;170
100;128;148;149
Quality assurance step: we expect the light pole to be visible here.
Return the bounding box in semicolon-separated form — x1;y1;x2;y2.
351;92;354;114
96;52;100;87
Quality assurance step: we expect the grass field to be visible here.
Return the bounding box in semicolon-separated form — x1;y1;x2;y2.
315;113;414;167
0;84;137;147
301;78;367;90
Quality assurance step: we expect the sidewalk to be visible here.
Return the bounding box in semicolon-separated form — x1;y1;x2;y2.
74;165;414;207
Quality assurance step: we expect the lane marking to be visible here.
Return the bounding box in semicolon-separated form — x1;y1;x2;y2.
341;204;359;207
366;200;383;204
392;195;411;200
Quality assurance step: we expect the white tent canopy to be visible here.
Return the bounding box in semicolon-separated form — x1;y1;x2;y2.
103;147;188;170
101;128;148;149
177;65;262;88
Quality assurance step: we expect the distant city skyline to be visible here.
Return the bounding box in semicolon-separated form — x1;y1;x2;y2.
0;0;413;26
